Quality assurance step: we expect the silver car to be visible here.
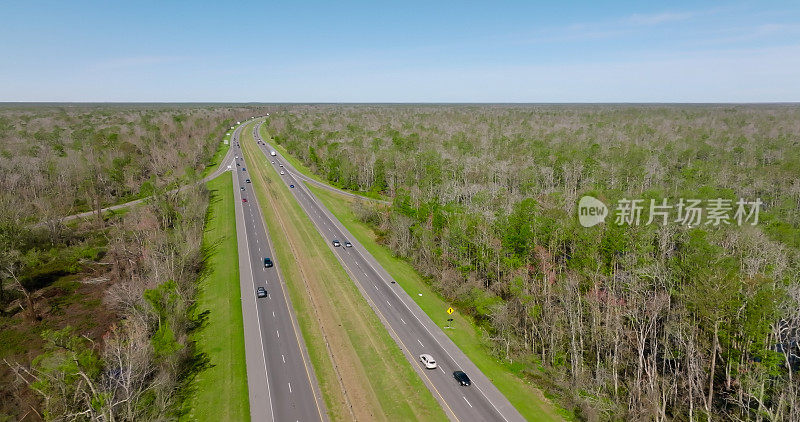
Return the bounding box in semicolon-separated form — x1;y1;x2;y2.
419;354;437;369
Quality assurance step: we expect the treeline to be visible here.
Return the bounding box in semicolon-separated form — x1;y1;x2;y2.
267;105;800;420
0;105;264;225
0;105;266;420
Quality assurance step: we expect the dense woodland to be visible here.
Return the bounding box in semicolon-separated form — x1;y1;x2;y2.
0;105;266;420
266;105;800;421
2;104;797;421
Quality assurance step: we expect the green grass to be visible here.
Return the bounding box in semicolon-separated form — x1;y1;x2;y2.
182;174;249;422
308;184;572;422
258;124;387;202
0;324;36;357
202;136;230;178
242;123;446;421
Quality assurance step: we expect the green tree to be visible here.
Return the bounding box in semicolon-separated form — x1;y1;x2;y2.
27;327;106;420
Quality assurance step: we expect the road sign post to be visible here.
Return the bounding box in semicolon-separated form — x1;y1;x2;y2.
446;307;455;329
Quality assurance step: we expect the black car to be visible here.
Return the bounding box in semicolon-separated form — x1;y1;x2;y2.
332;240;341;247
240;186;245;191
453;371;471;386
256;287;267;298
264;257;273;268
344;241;353;248
289;184;295;188
245;179;251;183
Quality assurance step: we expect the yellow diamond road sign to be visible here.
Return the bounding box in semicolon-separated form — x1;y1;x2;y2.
447;307;454;315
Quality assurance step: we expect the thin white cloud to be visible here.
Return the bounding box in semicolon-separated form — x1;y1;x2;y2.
628;12;696;26
251;44;800;103
755;23;800;34
88;56;186;71
521;8;705;44
689;22;800;47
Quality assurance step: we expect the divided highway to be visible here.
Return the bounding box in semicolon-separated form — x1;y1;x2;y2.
252;123;525;422
232;123;327;422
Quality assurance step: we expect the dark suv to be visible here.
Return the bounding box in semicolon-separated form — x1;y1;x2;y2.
453;371;471;386
264;257;273;268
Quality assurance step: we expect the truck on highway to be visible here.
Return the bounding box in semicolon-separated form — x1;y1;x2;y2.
270;150;277;156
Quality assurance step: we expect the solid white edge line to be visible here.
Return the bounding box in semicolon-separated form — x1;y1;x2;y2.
262;138;512;421
235;169;275;422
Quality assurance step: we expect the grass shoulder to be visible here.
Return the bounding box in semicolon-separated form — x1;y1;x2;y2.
202;137;230;178
182;174;249;421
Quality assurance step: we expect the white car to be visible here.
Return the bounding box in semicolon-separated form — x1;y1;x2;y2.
280;170;285;175
419;354;437;369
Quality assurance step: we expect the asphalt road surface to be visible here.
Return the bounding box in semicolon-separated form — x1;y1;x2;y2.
232;123;327;422
253;123;525;422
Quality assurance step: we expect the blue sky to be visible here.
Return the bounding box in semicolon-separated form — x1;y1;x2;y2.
1;1;799;102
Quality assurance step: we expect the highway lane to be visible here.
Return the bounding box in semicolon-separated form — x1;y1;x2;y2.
277;162;391;206
233;122;327;422
252;123;525;422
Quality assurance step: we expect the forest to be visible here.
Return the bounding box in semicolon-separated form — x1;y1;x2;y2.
2;104;797;421
265;104;800;421
0;104;266;420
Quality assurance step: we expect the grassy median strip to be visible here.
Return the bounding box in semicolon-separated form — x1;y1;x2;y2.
308;183;570;422
242;123;446;422
183;174;249;421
